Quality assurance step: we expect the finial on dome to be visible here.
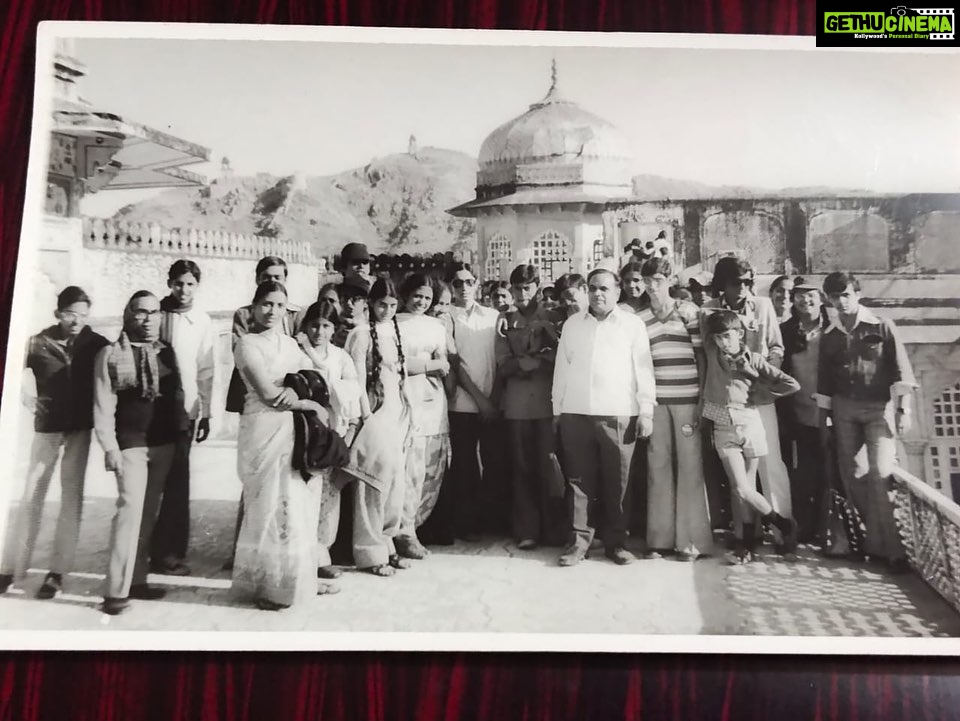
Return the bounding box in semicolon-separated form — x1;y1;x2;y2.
531;58;563;109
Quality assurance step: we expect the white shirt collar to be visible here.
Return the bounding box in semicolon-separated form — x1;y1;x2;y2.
826;304;880;335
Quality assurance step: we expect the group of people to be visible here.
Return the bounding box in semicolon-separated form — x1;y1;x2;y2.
0;238;918;614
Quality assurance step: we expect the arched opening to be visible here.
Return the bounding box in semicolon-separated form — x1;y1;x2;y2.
532;230;570;283
484;232;512;281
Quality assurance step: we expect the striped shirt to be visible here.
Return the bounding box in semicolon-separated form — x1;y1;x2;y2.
636;300;703;405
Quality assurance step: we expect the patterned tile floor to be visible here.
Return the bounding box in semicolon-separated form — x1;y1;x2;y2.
1;440;959;637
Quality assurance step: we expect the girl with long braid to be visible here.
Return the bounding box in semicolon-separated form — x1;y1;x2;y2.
342;278;414;577
394;274;452;560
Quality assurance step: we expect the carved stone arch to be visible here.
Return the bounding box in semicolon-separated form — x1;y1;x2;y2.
700;209;785;273
807;210;890;273
915;211;960;273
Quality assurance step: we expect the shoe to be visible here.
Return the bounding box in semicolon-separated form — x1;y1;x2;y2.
129;584;166;601
676;551;699;563
316;582;341;595
726;540;754;565
389;554;412;570
101;597;131;616
605;547;637;566
151;558;191;577
770;514;798;555
395;536;429;560
644;548;672;560
558;545;589;567
517;539;538;551
317;566;343;580
36;573;63;599
0;574;13;594
256;598;290;611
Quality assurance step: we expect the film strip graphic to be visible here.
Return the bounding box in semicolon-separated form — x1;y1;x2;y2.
904;7;955;39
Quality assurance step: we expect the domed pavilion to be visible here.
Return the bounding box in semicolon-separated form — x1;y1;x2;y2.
449;61;662;283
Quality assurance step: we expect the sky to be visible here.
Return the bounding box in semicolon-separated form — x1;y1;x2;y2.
70;36;960;216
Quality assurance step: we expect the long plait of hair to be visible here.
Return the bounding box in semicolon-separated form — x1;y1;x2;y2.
392;315;406;397
368;319;383;400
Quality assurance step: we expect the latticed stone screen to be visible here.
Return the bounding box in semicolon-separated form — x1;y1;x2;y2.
532;230;570;283
484;233;512;280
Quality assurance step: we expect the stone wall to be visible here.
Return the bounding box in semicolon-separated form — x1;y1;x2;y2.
32;216;320;324
667;194;960;275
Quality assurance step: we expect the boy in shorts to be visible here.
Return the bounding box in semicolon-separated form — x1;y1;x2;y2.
701;310;801;563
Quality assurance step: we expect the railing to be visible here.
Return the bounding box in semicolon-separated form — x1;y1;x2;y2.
891;467;960;615
82;217;316;265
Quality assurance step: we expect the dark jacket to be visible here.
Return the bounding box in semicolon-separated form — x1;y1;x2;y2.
27;325;109;433
817;306;916;405
283;370;349;482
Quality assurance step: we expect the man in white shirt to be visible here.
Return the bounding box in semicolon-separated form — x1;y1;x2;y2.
149;260;216;576
552;268;657;566
445;262;501;541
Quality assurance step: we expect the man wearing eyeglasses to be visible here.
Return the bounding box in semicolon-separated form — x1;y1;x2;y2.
444;262;501;541
0;287;109;600
92;291;189;615
702;257;792;555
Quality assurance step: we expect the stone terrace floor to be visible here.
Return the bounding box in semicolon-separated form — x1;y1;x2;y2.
2;443;960;638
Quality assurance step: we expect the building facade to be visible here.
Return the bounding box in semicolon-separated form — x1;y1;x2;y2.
450;64;960;497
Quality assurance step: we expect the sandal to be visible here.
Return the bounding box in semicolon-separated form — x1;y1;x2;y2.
389;554;412;570
365;565;396;577
317;565;343;580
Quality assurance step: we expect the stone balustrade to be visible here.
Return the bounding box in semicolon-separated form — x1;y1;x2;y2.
82;217;315;265
892;466;960;615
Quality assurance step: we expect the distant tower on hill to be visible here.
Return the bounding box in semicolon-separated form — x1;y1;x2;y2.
408;134;419;159
220;156;233;178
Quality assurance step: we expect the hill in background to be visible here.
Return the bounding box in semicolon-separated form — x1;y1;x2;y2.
110;148;867;257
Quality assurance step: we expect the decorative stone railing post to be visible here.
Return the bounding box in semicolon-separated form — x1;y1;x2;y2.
891;467;960;616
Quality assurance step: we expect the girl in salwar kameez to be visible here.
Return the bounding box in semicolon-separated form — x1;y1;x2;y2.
342;278;414;577
232;281;336;610
295;299;362;580
393;273;452;560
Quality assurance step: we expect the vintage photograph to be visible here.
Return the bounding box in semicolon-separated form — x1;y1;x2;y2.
0;23;959;651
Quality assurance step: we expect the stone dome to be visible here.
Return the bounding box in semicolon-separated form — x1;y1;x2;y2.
476;64;635;198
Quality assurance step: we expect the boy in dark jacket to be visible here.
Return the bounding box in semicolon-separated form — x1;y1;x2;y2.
0;287;108;599
701;310;801;563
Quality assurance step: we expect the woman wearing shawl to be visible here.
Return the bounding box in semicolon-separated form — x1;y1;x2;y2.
295;299;362;580
232;281;335;610
93;291;188;616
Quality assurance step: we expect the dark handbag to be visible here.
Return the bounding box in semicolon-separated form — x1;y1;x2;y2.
225;367;246;414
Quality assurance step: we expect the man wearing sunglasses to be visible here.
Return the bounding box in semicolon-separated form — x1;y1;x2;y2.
701;257;792;556
443;262;501;541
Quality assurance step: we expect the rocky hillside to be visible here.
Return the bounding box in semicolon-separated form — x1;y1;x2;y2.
112;147;479;257
111;148;864;257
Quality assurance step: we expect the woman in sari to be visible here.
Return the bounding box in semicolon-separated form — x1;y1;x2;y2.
342;278;414;577
232;281;335;610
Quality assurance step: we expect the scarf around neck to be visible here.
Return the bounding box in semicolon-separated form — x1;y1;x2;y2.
107;330;162;400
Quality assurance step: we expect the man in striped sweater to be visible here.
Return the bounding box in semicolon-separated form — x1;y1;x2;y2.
636;257;713;561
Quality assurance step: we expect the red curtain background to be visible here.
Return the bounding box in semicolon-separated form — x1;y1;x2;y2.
2;2;959;719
